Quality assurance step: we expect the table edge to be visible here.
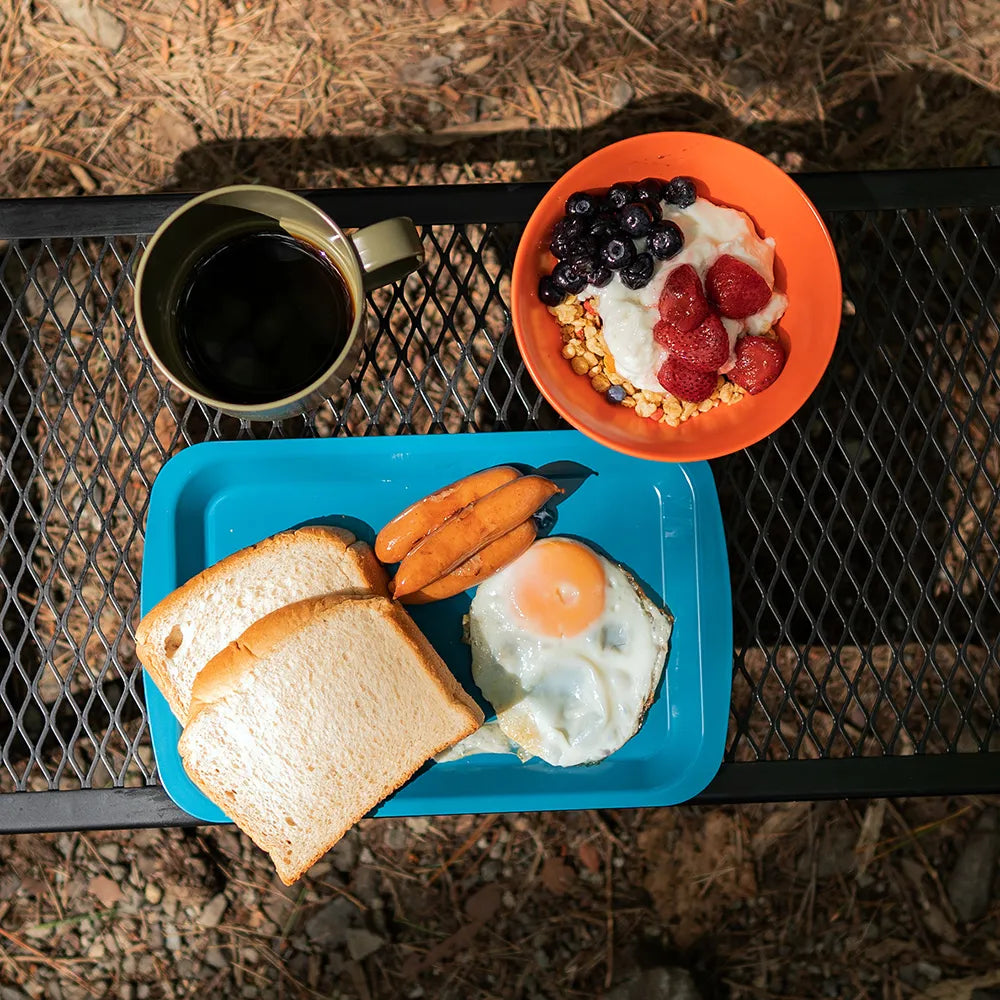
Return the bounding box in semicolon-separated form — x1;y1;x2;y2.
3;168;1000;239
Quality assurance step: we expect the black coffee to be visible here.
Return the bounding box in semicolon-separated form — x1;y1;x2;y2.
176;230;352;404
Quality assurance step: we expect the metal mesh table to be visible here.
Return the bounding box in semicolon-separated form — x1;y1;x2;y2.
1;173;999;832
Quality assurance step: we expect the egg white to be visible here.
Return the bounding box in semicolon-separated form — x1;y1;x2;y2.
466;540;672;767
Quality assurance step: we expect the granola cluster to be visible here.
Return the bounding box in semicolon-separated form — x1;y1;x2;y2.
549;296;745;427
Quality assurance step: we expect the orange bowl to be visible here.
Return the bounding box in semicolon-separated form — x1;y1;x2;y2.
511;133;842;462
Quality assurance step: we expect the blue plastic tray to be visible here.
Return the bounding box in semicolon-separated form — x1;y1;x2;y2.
141;430;732;822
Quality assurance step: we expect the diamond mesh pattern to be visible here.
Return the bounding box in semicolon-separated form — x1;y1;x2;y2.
0;204;998;799
718;206;1000;762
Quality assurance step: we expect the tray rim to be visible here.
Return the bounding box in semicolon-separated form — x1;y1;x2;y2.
141;429;733;821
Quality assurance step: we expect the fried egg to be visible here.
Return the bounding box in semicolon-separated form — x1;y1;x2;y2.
466;537;672;767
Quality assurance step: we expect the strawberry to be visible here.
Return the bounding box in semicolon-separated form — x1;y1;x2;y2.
652;320;675;352
705;254;772;319
652;312;729;373
728;335;786;394
658;264;710;332
657;355;718;403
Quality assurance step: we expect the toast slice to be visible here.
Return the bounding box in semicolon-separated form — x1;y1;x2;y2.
136;526;387;724
179;595;484;884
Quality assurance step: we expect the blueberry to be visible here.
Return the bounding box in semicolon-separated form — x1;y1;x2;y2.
634;177;667;203
606;182;635;210
549;216;588;258
606;384;627;404
550;236;573;259
555;235;597;261
552;259;587;294
559;234;597;262
588;215;622;241
562;248;598;278
647;220;684;260
667;176;697;208
586;264;613;288
553;216;587;241
565;191;599;217
538;275;564;306
620;251;654;289
600;235;637;270
619;202;656;237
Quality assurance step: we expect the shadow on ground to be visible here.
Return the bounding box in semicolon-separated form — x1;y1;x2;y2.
170;69;1000;191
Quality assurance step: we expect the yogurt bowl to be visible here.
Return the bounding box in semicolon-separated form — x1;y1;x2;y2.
583;195;788;393
510;133;842;462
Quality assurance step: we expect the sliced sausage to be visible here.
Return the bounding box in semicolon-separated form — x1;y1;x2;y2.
391;475;561;598
374;465;521;563
399;520;537;604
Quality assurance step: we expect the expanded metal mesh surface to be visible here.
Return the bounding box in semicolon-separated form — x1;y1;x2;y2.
0;206;998;796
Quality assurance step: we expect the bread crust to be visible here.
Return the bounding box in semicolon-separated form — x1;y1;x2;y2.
378;600;483;721
276;715;477;883
181;594;483;884
188;594;483;725
136;526;388;722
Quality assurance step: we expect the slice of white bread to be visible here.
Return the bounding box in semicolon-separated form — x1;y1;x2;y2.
136;526;387;725
178;594;484;884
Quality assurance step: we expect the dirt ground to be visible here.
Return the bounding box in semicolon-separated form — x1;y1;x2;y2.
2;1;1000;999
4;800;1000;999
2;0;1000;196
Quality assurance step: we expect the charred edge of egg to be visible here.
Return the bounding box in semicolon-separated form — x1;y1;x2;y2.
621;565;673;733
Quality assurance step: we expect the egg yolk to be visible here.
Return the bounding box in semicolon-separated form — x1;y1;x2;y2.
510;539;607;638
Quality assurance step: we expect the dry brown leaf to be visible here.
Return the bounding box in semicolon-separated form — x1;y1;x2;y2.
924;970;1000;1000
432;116;531;136
923;903;960;944
750;802;811;856
570;0;593;22
864;937;914;962
20;877;49;897
464;884;502;922
540;856;575;895
578;842;601;872
853;798;886;879
87;875;124;907
345;929;384;961
48;0;125;52
400;55;452;87
68;162;96;193
145;105;199;155
435;14;466;33
461;53;494;75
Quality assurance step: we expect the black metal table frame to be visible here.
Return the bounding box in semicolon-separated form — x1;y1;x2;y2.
2;168;1000;833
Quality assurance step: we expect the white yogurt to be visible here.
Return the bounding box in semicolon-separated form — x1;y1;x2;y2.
583;198;787;390
746;291;788;334
590;279;667;391
659;198;777;285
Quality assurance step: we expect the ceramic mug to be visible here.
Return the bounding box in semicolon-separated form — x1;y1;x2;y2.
134;185;424;420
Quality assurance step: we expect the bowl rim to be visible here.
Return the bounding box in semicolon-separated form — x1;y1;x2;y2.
510;132;843;463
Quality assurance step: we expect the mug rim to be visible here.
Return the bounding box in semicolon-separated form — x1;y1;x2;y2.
133;184;365;416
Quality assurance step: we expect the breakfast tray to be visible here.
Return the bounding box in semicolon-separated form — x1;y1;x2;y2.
1;171;999;830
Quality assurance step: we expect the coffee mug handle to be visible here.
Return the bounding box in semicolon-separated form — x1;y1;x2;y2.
349;218;424;290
